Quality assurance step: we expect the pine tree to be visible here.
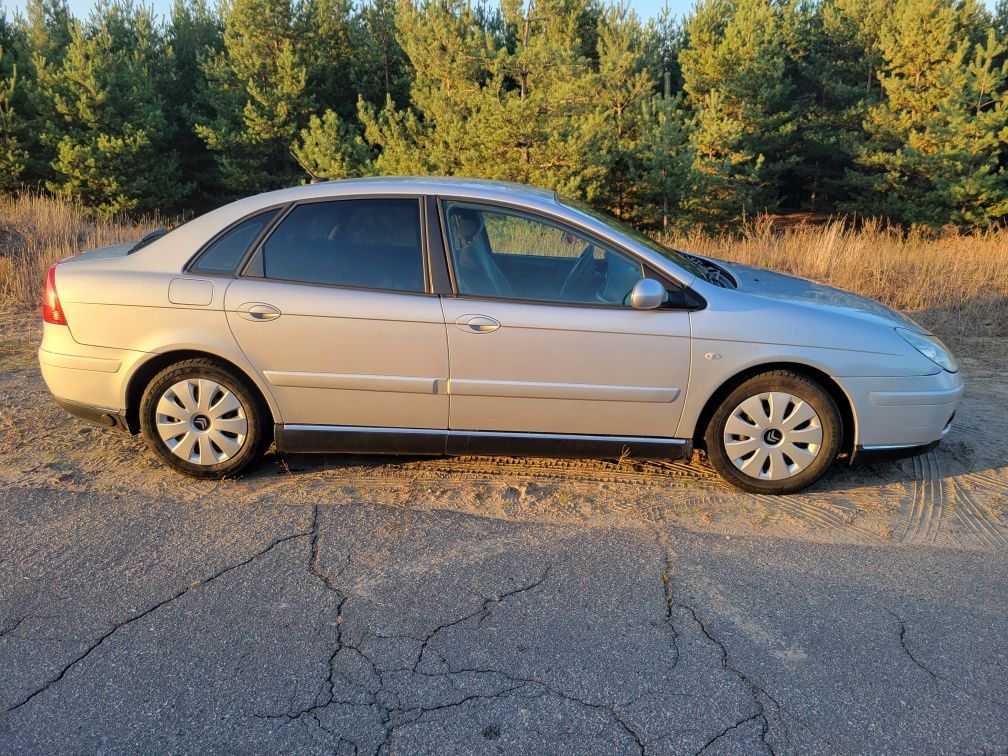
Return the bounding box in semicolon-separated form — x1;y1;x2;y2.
794;0;889;209
0;15;27;192
165;0;224;209
363;0;607;198
40;0;185;215
195;0;308;194
637;91;694;230
350;0;411;107
296;0;355;119
292;107;372;179
19;0;73;186
679;0;797;225
592;3;655;220
359;0;497;178
849;0;1008;226
642;4;684;97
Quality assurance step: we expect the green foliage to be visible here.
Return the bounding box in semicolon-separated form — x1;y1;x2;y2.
679;0;797;224
0;0;1005;231
0;18;27;191
165;0;223;210
292;107;373;179
846;0;1008;226
39;1;185;216
194;0;308;194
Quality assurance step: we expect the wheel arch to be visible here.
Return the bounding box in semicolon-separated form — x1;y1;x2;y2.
690;362;856;457
122;349;278;434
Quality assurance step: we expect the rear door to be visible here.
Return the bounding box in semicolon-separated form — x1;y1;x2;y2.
224;196;449;430
438;200;692;438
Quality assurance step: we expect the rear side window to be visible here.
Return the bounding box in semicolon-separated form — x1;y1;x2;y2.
258;198;425;292
191;208;280;274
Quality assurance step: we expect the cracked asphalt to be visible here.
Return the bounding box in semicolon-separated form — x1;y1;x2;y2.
1;482;1006;754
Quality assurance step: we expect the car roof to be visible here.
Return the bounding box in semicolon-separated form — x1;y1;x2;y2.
252;176;559;206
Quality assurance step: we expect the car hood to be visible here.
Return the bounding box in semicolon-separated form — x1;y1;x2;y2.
715;259;922;330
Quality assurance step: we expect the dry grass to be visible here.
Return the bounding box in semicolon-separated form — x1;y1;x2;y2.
659;217;1008;343
0;193;160;316
1;194;1005;345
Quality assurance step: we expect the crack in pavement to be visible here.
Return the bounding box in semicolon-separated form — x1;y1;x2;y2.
888;610;1007;710
411;565;553;674
262;505;353;725
413;664;648;754
891;611;939;680
653;528;780;756
1;526;313;716
0;614;31;639
260;557;650;754
696;712;764;755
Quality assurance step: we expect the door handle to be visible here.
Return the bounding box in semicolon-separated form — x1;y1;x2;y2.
456;315;500;333
237;303;282;322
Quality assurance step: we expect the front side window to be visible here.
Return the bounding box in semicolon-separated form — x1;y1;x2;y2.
191;208;280;274
443;202;645;306
257;198;425;292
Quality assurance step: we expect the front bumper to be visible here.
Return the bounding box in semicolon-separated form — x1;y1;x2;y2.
853;439;940;465
837;369;963;451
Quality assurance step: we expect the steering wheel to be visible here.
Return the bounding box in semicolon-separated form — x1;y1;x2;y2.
560;244;606;301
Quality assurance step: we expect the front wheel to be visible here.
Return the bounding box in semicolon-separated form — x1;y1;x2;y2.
139;358;267;479
704;370;842;495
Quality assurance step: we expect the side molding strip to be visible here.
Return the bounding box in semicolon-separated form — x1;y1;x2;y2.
263;371;441;395
275;424;691;460
447;379;679;403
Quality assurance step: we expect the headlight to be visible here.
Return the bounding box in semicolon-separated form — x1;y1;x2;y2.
896;328;959;373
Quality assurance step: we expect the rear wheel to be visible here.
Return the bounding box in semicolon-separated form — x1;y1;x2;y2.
140;358;267;479
704;370;842;494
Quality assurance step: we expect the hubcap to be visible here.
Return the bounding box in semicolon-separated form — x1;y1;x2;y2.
155;379;248;465
723;392;823;481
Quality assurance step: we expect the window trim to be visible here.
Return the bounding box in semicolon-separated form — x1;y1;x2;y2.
237;194;433;296
184;203;290;276
435;196;691;311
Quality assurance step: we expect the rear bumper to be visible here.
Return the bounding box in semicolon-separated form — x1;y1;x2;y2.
54;398;131;432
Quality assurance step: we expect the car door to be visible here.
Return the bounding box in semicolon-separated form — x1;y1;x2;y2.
224;196;449;431
438;199;692;439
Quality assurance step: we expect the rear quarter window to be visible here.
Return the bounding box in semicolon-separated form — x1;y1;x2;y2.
190;208;281;275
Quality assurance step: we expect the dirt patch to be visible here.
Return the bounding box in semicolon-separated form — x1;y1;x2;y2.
2;319;1006;550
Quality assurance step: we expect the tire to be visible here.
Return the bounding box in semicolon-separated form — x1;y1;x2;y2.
139;358;268;479
704;370;842;495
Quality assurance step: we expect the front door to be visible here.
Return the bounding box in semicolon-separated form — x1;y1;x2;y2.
439;200;691;439
224;196;449;430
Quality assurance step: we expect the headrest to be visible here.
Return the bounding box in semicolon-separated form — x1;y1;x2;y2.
452;209;484;240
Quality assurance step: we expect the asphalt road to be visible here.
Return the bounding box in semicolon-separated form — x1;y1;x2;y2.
1;481;1005;754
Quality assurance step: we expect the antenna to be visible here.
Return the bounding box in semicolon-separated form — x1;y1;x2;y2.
290;150;328;184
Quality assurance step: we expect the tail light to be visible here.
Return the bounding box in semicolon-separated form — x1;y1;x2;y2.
42;263;67;325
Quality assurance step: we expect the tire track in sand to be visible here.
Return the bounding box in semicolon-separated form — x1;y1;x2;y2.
949;478;1008;549
900;452;944;544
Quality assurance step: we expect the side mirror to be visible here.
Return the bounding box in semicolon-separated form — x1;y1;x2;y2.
629;278;668;310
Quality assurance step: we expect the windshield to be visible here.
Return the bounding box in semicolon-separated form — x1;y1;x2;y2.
555;194;704;279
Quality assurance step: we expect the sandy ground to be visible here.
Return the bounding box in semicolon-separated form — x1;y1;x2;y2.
1;320;1007;754
2;322;1006;552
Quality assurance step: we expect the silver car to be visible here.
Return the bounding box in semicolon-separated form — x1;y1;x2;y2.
38;177;963;494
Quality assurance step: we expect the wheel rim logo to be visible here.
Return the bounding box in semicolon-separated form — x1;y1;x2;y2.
763;428;782;445
192;414;211;432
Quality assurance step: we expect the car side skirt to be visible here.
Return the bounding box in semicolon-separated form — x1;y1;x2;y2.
274;424;692;460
